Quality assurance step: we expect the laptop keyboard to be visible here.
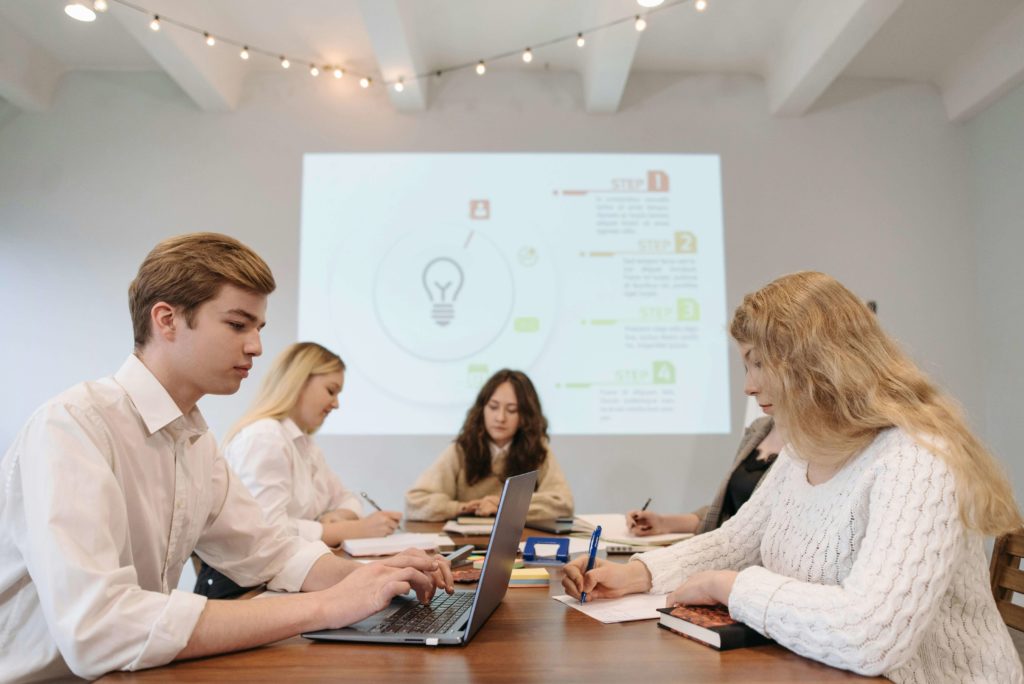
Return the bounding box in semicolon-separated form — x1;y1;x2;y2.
370;591;474;634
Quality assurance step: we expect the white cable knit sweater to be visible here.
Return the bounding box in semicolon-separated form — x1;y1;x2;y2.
637;428;1023;683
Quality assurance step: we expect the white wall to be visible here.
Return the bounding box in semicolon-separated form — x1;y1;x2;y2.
966;80;1024;506
0;69;994;514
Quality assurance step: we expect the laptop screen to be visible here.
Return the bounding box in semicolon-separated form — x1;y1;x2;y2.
462;470;537;640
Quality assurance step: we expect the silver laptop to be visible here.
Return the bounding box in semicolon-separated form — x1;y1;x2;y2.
303;470;538;646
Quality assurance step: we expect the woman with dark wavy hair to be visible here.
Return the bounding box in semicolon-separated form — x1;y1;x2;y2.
405;369;573;523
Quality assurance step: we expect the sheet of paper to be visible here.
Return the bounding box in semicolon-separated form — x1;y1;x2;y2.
575;514;691;545
552;592;668;623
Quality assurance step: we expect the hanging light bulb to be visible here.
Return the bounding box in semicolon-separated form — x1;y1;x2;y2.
149;15;161;31
634;15;647;31
576;33;586;48
240;46;250;60
280;56;290;69
694;0;708;10
359;77;371;88
394;78;405;92
476;61;486;75
333;67;344;79
204;33;216;47
64;3;96;22
92;0;108;11
309;65;320;77
522;48;533;63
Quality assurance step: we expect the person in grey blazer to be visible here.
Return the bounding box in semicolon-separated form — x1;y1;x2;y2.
627;416;783;536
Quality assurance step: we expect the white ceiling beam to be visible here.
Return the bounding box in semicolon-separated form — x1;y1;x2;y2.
941;3;1024;124
0;20;64;111
356;0;428;112
767;0;903;117
581;2;643;114
108;2;245;112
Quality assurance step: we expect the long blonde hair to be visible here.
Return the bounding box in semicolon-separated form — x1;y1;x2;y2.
224;342;345;443
731;271;1021;535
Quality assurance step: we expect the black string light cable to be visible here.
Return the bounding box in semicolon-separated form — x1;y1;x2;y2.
70;0;705;90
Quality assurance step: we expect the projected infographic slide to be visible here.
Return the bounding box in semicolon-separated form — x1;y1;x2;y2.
299;154;729;435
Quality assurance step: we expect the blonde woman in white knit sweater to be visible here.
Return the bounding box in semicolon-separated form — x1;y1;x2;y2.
563;272;1023;683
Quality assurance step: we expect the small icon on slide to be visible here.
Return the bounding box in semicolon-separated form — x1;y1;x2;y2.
469;199;490;220
467;363;489;389
422;257;464;327
518;246;538;267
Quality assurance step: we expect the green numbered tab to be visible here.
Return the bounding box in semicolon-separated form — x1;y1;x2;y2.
514;317;540;333
467;364;489;388
653;361;676;384
676;298;700;321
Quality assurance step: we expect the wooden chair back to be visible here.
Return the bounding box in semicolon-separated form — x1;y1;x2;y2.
992;529;1024;632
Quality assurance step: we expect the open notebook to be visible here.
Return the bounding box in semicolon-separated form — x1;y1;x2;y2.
341;533;452;557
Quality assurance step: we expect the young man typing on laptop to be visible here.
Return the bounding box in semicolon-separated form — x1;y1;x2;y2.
0;233;453;682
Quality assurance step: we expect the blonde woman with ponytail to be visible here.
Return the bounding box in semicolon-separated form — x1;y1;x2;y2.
563;272;1022;683
196;342;402;599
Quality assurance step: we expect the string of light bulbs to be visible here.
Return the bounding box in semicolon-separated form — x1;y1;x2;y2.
64;0;710;93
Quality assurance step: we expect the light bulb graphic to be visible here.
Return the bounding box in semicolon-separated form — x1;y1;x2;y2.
422;257;464;326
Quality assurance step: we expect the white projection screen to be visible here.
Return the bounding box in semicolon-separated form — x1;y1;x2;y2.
299;153;729;435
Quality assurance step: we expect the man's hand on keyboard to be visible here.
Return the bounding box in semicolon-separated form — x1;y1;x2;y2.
321;559;448;629
377;549;455;603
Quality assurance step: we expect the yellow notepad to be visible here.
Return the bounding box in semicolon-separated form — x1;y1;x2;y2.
509;567;549;587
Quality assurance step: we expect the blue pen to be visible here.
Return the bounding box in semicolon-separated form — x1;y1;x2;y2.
579;525;602;605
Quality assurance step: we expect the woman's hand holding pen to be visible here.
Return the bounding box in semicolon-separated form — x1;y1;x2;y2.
627;510;666;536
627;511;701;536
560;558;652;600
358;511;402;537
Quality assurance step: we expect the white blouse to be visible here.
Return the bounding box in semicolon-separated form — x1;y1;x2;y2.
0;355;331;683
224;418;363;542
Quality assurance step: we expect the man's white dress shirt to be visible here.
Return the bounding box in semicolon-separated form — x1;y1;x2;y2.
0;355;331;682
224;418;363;542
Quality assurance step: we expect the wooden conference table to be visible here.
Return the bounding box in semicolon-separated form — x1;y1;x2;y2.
100;523;883;683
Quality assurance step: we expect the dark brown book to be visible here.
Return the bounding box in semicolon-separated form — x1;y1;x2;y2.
656;604;770;651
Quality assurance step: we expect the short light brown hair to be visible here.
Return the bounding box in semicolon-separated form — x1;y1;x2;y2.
129;232;276;349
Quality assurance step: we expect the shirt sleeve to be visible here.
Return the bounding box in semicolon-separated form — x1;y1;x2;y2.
315;443;363;517
727;442;965;677
16;402;208;679
404;445;463;521
226;428;324;541
194;455;331;592
526;450;574;521
633;453;789;593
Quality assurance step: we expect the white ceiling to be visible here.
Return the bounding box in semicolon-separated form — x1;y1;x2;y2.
1;0;1022;119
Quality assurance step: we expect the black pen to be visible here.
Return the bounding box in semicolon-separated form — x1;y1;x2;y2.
630;498;652;530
